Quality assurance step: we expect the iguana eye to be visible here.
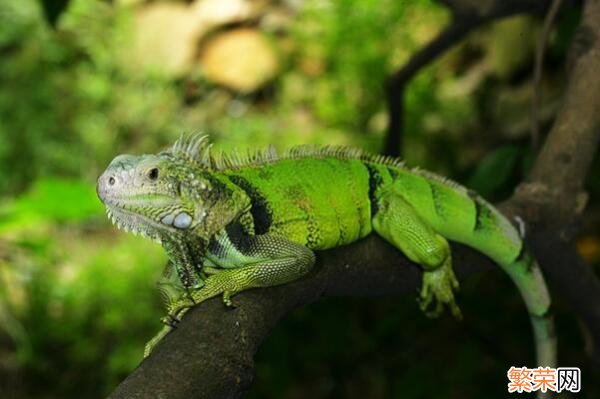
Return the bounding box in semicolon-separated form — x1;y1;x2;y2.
148;168;159;181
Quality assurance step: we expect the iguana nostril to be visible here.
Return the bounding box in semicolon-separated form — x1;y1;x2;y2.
109;177;115;186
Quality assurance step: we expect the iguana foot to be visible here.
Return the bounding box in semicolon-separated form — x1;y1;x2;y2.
165;270;245;319
146;281;239;358
222;291;238;307
143;325;173;358
419;260;461;319
160;313;181;327
166;296;195;320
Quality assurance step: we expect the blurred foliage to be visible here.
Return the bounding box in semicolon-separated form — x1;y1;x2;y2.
0;0;597;398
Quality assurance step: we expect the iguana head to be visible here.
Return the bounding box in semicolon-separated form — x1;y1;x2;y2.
97;137;219;242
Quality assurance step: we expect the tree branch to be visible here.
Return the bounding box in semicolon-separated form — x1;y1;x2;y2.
110;0;600;397
384;0;572;156
531;0;564;152
109;237;495;399
527;0;600;198
384;19;479;156
509;0;600;364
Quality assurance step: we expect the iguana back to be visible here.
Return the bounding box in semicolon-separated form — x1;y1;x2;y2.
219;151;521;266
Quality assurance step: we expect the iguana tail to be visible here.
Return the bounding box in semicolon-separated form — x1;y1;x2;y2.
501;252;556;367
452;197;557;372
450;194;556;370
457;195;556;370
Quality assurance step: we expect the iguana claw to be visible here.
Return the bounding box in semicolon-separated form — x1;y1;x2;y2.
160;314;180;328
419;261;462;319
143;325;173;358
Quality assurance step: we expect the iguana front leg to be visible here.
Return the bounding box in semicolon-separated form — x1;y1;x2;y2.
144;256;222;358
156;261;188;307
143;261;188;358
161;236;206;289
143;238;207;358
144;231;315;357
167;232;315;318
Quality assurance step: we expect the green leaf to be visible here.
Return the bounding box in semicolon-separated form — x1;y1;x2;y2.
466;145;522;199
0;178;102;230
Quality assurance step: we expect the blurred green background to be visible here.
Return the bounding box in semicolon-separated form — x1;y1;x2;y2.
0;0;598;398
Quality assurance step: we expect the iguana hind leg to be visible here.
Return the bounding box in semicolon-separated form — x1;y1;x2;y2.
372;189;461;318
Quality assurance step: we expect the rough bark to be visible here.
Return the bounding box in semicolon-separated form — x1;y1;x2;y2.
509;0;600;364
109;238;495;399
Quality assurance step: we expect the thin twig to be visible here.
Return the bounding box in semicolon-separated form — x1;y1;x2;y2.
384;0;567;156
531;0;563;152
384;18;480;156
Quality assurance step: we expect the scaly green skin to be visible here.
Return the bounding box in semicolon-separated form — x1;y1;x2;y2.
97;135;555;373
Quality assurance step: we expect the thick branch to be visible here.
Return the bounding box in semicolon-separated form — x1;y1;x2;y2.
109;221;600;399
509;0;600;364
109;237;494;399
510;0;600;254
528;0;600;196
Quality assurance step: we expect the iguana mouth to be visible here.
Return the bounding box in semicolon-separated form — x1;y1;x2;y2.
105;205;178;243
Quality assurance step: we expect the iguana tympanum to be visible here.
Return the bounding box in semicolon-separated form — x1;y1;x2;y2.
97;135;555;369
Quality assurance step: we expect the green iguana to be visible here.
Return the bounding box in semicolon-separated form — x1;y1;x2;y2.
97;135;555;370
